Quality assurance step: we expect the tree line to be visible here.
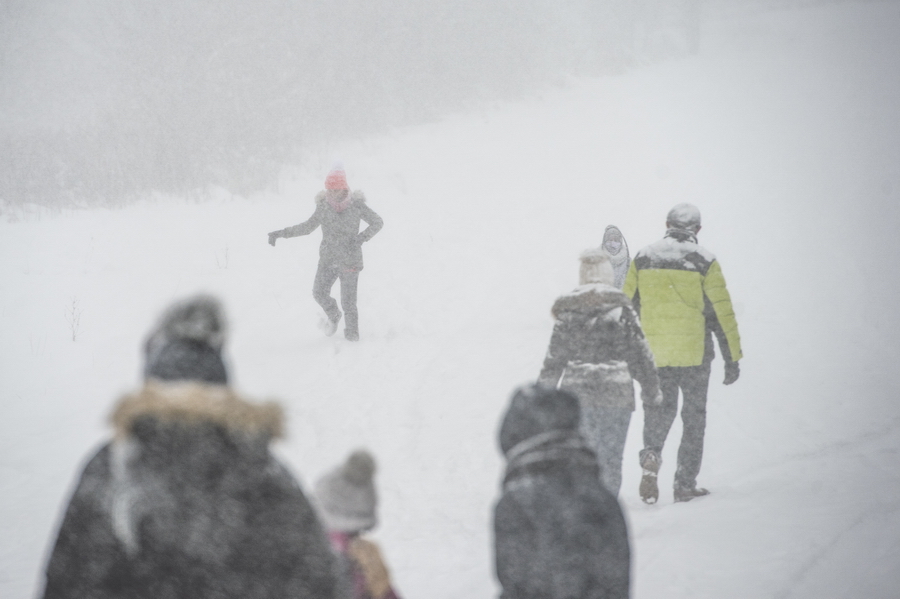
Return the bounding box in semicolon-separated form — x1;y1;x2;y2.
0;0;701;210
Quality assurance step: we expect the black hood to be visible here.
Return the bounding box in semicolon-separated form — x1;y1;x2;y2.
498;384;581;455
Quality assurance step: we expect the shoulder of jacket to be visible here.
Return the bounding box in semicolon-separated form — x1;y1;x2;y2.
551;285;630;318
696;245;716;263
349;536;381;555
351;189;366;203
637;237;716;267
80;442;114;480
634;242;657;259
315;190;327;204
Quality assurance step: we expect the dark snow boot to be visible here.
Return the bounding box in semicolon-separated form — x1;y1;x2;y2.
639;449;661;504
674;485;710;503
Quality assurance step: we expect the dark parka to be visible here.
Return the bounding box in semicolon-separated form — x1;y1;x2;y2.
538;284;659;409
493;385;631;599
278;191;383;271
40;382;341;599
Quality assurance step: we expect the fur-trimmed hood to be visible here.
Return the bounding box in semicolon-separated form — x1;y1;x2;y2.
104;382;289;558
111;381;285;441
314;189;366;204
551;284;632;319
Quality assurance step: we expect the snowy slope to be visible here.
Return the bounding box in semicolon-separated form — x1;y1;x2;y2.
2;1;900;598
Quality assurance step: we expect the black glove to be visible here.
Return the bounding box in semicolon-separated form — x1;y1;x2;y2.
724;361;740;385
268;231;281;246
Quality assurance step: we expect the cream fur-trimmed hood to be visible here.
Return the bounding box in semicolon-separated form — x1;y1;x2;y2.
110;381;285;441
551;284;632;319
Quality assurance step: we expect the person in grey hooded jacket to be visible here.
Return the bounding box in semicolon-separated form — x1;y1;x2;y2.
493;384;630;599
601;225;630;290
39;295;341;599
538;248;660;496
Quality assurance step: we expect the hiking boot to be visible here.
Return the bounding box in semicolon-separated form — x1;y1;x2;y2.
638;449;661;504
674;486;710;503
639;471;659;504
318;311;342;337
639;449;661;474
344;329;359;342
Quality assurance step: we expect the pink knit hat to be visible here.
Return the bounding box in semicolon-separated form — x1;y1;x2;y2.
324;164;349;190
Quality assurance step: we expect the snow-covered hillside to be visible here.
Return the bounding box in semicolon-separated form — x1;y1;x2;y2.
2;1;899;598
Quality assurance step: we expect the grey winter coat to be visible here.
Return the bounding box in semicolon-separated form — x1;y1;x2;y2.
278;190;383;271
538;284;659;410
40;382;341;599
494;386;631;599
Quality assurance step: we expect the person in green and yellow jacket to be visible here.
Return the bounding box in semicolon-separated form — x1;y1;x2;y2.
623;203;742;504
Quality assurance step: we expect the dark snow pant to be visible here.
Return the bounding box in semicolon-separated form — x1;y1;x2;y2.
313;262;359;337
579;402;632;497
642;363;710;490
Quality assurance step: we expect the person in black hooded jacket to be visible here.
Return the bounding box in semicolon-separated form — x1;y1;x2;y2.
538;248;660;497
39;294;341;599
493;384;630;599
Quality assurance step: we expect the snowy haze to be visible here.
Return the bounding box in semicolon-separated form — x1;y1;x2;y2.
3;0;900;598
0;0;696;204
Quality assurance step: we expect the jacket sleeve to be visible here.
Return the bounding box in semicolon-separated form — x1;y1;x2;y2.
356;194;384;243
262;458;343;599
591;496;631;599
620;306;660;397
538;318;571;388
494;495;536;599
281;200;323;238
621;261;638;301
702;260;742;362
41;445;126;599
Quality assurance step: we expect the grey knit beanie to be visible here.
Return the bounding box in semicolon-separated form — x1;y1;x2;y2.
314;450;378;533
143;294;229;385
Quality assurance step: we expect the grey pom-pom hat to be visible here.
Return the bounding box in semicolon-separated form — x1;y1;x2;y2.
314;450;378;533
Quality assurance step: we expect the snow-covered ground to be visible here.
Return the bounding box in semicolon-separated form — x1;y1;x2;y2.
3;1;900;597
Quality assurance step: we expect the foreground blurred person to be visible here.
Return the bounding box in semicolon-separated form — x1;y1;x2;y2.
40;295;340;599
314;450;402;599
623;203;743;503
539;248;660;496
493;385;630;599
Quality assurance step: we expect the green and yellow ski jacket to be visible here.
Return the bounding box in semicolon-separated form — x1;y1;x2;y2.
622;229;742;368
